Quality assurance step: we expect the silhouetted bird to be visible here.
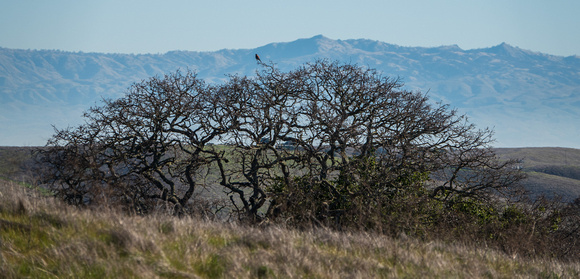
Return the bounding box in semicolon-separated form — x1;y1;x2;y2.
255;54;262;63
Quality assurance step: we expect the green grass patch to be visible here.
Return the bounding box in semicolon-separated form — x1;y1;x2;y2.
193;254;227;279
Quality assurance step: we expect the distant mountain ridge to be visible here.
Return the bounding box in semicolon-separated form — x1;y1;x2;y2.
1;35;579;147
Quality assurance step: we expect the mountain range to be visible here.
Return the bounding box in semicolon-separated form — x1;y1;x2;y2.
1;35;579;147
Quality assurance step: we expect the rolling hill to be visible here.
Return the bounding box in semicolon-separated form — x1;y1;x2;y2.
495;147;580;201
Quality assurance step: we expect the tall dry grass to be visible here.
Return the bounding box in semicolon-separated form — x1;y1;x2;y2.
1;179;578;278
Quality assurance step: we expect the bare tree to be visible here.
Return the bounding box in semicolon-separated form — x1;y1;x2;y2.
37;61;524;226
258;61;525;227
38;70;224;215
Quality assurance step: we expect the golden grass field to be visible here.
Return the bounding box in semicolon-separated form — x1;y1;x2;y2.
1;179;579;278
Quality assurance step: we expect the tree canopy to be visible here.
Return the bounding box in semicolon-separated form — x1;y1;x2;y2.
37;60;525;228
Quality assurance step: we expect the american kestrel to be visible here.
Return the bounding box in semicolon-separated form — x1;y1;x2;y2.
255;54;262;63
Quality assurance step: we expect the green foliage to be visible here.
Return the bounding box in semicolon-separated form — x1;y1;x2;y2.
268;154;435;231
501;205;528;225
451;198;497;225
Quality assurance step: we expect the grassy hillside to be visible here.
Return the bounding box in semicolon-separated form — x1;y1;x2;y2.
494;147;580;168
1;180;578;278
495;147;580;201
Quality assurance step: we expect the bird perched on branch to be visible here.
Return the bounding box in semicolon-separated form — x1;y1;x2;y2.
255;54;262;63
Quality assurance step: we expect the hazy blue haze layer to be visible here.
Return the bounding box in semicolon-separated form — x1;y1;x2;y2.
1;35;579;147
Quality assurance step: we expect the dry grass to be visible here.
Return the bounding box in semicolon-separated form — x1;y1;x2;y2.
494;147;580;168
1;179;579;279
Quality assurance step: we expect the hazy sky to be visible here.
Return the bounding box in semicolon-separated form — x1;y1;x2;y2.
1;0;579;56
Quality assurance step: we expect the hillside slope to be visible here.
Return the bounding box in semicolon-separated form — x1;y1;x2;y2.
1;180;578;278
495;147;580;201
